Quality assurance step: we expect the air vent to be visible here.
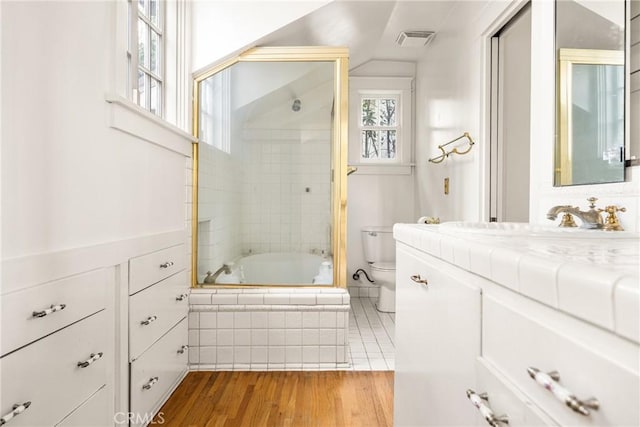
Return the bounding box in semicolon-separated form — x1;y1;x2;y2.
396;31;435;47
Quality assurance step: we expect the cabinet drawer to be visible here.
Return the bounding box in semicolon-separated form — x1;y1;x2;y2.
129;244;186;295
129;271;189;361
130;317;188;427
473;359;557;427
55;385;110;427
483;296;640;426
1;269;108;356
1;311;108;427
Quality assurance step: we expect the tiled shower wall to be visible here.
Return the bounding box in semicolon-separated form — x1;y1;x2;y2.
189;287;350;370
241;131;331;255
197;143;243;279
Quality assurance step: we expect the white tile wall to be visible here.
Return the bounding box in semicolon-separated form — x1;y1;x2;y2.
197;143;243;280
189;287;350;370
241;138;331;255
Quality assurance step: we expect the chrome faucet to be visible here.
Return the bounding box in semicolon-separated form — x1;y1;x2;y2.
547;197;604;229
203;264;232;284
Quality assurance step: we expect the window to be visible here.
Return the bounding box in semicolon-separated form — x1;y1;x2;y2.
348;77;413;173
360;96;399;160
128;0;163;116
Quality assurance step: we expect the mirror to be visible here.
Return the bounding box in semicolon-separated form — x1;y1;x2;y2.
555;0;626;186
191;47;348;287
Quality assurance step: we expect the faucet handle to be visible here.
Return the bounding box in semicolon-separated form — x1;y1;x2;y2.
559;213;578;228
598;205;626;231
587;197;598;209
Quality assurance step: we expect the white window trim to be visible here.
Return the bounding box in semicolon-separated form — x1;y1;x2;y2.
349;77;414;175
108;0;193;153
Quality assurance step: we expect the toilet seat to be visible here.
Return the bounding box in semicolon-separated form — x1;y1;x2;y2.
371;262;396;272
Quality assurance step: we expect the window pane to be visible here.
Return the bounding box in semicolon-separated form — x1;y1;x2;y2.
150;78;160;115
361;98;377;126
379;99;396;126
380;130;397;159
149;0;159;25
138;71;147;109
361;130;379;159
138;20;149;68
150;31;160;73
138;0;146;14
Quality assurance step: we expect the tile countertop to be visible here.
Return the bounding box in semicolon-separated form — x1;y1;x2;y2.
393;223;640;344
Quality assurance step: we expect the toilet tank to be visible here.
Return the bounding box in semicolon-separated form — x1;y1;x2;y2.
361;226;396;264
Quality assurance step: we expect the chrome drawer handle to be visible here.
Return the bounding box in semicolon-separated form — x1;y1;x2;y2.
176;293;189;301
143;377;159;390
77;352;103;368
177;345;189;354
527;367;599;416
410;275;429;285
140;315;158;326
467;389;509;427
32;303;66;318
1;402;31;425
160;261;174;269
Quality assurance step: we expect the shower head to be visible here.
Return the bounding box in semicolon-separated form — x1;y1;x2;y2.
292;99;301;112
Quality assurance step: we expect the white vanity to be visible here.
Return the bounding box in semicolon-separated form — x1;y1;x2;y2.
393;223;639;427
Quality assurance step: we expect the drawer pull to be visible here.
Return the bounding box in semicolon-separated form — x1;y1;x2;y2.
77;352;103;368
159;261;174;269
527;367;600;416
143;377;159;390
1;401;31;425
410;275;429;285
176;293;189;301
177;345;189;354
466;389;509;427
32;303;66;318
140;315;158;326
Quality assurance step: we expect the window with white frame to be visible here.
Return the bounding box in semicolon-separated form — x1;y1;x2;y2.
128;0;163;116
360;95;399;161
348;77;413;172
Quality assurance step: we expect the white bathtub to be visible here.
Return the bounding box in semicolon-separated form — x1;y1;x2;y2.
229;252;332;285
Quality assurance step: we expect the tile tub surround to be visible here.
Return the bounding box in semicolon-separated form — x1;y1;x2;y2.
393;223;640;343
189;288;350;370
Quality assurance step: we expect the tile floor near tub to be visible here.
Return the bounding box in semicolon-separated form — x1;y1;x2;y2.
348;297;395;371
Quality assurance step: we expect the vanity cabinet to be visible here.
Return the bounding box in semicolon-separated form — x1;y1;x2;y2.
127;244;189;427
395;243;481;427
394;225;640;427
0;270;112;427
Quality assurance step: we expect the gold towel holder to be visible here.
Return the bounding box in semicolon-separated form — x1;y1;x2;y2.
428;132;475;163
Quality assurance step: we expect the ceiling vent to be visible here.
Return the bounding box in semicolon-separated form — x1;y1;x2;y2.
396;31;436;48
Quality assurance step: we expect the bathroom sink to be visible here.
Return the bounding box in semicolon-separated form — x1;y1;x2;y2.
438;221;639;238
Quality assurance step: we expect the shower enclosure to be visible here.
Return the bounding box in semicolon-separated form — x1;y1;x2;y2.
191;47;348;287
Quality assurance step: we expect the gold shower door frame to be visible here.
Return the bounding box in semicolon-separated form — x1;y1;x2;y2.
191;46;349;288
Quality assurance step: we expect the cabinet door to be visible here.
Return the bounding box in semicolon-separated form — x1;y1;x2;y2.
394;243;481;427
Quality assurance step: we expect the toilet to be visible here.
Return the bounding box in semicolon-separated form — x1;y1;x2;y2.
361;226;396;313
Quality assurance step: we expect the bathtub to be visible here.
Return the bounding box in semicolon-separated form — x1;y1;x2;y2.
223;252;332;285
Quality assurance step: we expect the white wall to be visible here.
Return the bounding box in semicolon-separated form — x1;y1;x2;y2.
347;61;416;292
1;1;190;260
191;0;332;72
413;0;639;232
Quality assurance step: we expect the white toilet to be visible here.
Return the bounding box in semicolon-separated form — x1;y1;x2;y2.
361;226;396;313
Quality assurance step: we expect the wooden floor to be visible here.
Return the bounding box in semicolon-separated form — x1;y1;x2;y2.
154;371;394;427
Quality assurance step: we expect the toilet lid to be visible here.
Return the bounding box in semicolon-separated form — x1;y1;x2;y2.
371;262;396;271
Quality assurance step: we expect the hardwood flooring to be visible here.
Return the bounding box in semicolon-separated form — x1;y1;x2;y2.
154;371;394;427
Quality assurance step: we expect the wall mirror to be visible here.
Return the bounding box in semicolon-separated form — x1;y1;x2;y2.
191;47;348;288
555;0;626;186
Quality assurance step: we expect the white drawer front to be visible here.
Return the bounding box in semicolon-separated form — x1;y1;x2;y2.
483;296;640;427
1;269;108;356
129;271;189;361
130;317;188;427
129;244;186;295
474;359;557;427
1;311;108;427
55;385;110;427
